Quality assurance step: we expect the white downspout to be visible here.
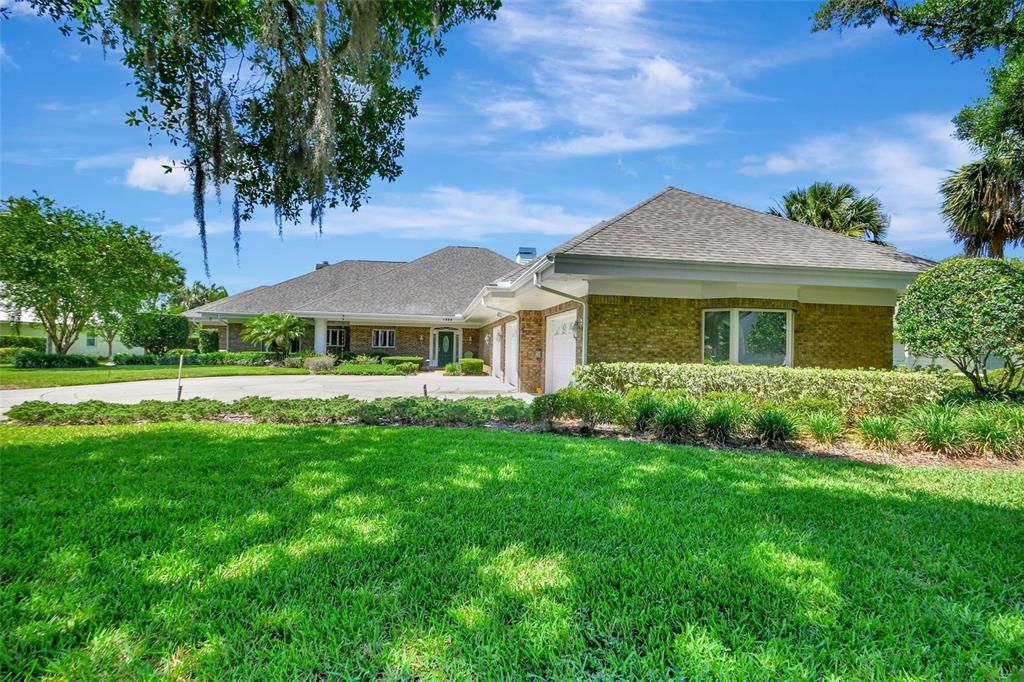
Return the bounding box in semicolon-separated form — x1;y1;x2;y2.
533;271;588;365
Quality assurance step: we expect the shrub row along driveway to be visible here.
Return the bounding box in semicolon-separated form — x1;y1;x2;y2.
0;374;530;417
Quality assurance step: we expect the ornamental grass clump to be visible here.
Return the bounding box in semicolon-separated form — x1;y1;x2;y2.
622;388;662;434
902;405;967;455
653;398;702;444
703;396;749;443
858;416;900;451
804;410;844;446
753;408;798;448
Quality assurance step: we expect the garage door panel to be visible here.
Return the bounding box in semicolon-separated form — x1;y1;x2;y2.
545;310;577;393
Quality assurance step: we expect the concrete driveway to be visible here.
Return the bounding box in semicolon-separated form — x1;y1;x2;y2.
0;374;532;417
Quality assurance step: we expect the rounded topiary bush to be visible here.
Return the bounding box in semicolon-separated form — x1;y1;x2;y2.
896;257;1024;395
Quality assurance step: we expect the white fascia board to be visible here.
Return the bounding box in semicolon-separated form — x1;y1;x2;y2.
552;255;920;291
196;310;467;325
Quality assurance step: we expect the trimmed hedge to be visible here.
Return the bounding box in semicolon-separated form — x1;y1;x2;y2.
380;356;423;366
335;363;401;376
193;329;220;354
6;395;532;427
573;362;958;417
112;351;273;366
459;358;485;375
0;335;46;351
11;350;98;368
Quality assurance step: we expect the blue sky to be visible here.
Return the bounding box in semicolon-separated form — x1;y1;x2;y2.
2;0;1016;293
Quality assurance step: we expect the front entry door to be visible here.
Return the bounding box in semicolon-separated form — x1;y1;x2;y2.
437;330;455;366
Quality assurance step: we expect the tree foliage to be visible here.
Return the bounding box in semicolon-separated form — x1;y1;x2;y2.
120;313;191;355
895;257;1024;394
768;182;890;243
0;195;184;354
7;0;500;272
242;312;307;354
814;0;1024;175
940;156;1024;257
171;281;229;313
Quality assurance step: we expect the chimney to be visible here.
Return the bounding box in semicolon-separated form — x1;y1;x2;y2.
315;261;330;270
515;246;536;265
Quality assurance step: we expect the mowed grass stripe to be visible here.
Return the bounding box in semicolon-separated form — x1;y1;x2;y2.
1;423;1022;679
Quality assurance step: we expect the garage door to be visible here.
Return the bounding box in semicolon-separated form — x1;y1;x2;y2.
504;320;519;389
545;310;577;393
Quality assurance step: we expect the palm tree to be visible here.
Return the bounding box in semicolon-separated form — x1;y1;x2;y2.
768;182;890;244
171;281;229;312
242;312;307;355
940;157;1023;258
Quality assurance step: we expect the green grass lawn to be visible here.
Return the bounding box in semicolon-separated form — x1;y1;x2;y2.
2;424;1022;679
0;364;307;389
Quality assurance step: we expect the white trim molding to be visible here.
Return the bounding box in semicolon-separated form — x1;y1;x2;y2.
429;327;463;367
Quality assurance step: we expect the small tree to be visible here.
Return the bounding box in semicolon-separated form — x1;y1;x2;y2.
121;313;190;355
242;313;306;355
0;195;184;353
896;258;1024;394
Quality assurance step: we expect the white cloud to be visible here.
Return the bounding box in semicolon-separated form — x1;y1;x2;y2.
0;43;18;69
160;186;602;241
0;0;37;18
471;1;721;156
124;156;192;195
739;113;976;244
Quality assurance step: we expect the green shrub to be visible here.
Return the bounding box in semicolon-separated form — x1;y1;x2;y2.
193;328;220;353
895;257;1024;395
282;356;305;368
804;410;844;446
0;347;19;363
395;362;419;375
11;350;98;368
494;398;530;424
573;362;956;417
902;405;967;455
0;335;46;351
557;387;622;431
703;396;749;443
458;358;486;375
653;398;702;443
444;362;461;375
529;393;562;426
783;397;843;420
858;416;900;450
351;354;382;365
380;356;423;367
622;388;661;434
753;408;798;448
166;348;195;356
303;356;337;374
335;363;400;376
111;351;273;366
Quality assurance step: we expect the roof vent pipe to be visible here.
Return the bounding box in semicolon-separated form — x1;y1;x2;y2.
515;247;536;265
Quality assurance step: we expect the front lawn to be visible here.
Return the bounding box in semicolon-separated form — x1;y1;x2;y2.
0;364;307;389
2;424;1022;678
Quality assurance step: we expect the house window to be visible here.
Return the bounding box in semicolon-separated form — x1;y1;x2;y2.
326;327;345;347
85;332;96;347
371;329;395;348
702;309;791;367
290;337;302;354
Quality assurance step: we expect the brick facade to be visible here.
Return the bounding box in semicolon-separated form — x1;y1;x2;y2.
348;325;431;359
587;295;893;369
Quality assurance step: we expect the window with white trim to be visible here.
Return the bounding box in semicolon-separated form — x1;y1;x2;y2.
326;327;345;347
702;309;792;367
371;329;395;349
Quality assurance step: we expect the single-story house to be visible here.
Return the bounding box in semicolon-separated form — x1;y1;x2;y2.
0;311;144;357
187;187;935;393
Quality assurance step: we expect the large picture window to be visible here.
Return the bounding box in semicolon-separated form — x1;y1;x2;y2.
371;329;396;349
702;309;791;366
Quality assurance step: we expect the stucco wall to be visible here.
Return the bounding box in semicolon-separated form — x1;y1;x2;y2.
587;295;893;369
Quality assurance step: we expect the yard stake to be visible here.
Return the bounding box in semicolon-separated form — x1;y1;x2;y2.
176;352;184;401
423;384;427;397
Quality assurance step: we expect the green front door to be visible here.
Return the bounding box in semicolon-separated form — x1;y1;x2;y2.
437;331;455;366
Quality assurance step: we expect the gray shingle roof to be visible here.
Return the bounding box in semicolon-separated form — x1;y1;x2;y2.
190;247;513;318
495;187;933;283
552;187;934;273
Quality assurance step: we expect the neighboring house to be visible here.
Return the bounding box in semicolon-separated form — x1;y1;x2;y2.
187;187;936;393
0;311;144;356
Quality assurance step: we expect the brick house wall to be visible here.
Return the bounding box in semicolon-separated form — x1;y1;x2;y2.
587;295;893;369
348;325;431;358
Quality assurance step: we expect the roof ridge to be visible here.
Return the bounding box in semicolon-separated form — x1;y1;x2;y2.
556;186;676;256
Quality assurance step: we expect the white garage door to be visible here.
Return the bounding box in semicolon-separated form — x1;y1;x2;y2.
545;310;578;393
504;320;519;388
